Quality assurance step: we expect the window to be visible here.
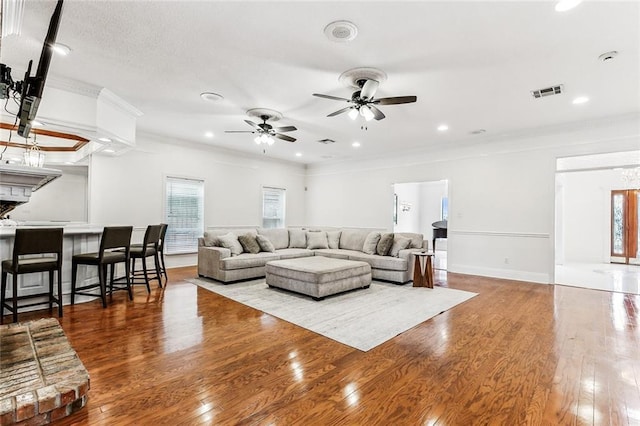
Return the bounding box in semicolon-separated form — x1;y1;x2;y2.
164;177;204;254
262;187;285;229
441;197;448;220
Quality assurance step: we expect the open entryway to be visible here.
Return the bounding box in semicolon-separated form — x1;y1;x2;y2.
555;152;640;294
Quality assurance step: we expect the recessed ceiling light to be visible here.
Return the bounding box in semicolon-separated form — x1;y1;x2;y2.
324;20;358;43
98;137;112;142
352;142;361;148
598;51;618;62
104;149;115;153
52;43;71;56
204;131;214;138
555;0;583;12
65;161;74;165
572;96;589;105
295;152;302;157
31;120;43;127
200;92;224;102
437;124;449;132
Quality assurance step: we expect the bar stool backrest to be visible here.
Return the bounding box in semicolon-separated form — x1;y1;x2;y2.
141;225;162;255
12;228;64;270
158;223;168;251
99;226;133;260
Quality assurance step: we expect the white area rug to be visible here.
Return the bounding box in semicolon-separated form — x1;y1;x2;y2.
190;278;477;351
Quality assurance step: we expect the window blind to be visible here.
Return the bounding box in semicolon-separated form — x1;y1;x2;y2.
262;187;285;229
165;177;204;254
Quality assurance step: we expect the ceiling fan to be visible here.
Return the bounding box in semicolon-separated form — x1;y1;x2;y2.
313;78;417;122
225;109;297;145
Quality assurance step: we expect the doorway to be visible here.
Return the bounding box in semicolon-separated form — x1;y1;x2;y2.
610;189;640;264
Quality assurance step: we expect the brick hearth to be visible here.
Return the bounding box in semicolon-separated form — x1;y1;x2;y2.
0;318;90;425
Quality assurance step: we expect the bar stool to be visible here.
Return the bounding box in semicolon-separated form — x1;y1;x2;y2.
158;223;168;283
1;228;64;324
129;224;163;293
71;226;133;308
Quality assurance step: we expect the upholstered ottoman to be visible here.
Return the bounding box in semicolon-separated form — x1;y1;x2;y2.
265;256;371;300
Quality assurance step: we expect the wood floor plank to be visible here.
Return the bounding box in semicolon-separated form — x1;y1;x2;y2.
3;267;639;425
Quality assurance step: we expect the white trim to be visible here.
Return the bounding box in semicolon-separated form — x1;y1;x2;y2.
98;88;144;117
449;264;551;284
450;230;550;239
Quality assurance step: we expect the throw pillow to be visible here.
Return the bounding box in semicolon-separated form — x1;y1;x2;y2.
203;232;220;247
289;229;307;248
376;233;394;256
389;236;411;257
362;232;381;255
238;233;260;254
327;231;341;249
217;232;243;256
256;234;276;253
306;231;329;250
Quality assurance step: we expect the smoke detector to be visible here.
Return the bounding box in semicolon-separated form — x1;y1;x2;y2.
318;138;336;144
324;20;358;43
339;67;388;90
598;51;618;62
531;84;564;99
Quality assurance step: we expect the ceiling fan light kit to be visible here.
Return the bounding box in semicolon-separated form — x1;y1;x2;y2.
225;108;297;147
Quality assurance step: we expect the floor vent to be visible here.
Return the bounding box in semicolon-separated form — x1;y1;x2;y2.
318;138;336;144
531;84;564;99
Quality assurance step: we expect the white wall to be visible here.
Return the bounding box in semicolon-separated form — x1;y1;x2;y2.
306;115;640;284
88;134;306;266
393;182;421;233
558;168;629;263
11;165;88;222
418;180;448;239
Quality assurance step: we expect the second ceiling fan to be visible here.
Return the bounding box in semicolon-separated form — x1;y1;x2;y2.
313;77;417;122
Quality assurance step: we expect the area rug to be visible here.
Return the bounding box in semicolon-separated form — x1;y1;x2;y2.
189;277;477;351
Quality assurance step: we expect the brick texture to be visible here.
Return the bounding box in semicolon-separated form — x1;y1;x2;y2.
0;318;90;425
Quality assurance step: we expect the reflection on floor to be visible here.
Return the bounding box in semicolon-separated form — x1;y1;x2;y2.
555;262;640;295
433;249;447;284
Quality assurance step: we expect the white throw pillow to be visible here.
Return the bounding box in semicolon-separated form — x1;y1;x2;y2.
389;236;411;257
217;232;243;256
289;229;307;248
327;231;341;249
256;235;276;252
362;232;381;255
306;231;329;250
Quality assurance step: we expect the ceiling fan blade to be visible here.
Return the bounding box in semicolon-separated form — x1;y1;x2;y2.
273;125;297;133
244;119;261;129
360;79;379;100
274;133;296;142
369;105;386;121
375;96;417;105
313;93;351;102
327;106;353;117
225;130;255;134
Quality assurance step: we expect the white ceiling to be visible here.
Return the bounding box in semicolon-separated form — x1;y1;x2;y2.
2;0;639;164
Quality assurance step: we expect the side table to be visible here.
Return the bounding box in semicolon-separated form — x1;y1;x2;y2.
412;251;435;288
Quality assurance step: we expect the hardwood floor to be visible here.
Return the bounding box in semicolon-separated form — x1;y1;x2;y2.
3;267;639;425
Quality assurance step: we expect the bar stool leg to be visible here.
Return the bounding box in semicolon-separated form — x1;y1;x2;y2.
71;262;78;305
98;265;107;308
109;264;115;296
160;250;168;283
48;270;54;312
125;257;133;301
154;253;162;288
1;271;7;324
57;268;63;317
12;274;18;323
141;257;151;293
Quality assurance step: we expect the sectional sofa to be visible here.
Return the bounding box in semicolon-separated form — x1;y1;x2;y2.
197;227;426;284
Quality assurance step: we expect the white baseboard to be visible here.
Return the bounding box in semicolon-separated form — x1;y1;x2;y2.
448;264;551;284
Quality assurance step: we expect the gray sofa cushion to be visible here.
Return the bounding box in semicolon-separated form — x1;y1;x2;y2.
256;234;276;252
394;232;423;249
289;229;307;248
389;236;411;257
377;233;394;255
217;232;244;256
219;252;280;270
347;252;408;271
276;248;315;259
238;233;261;254
258;228;289;250
306;231;329;249
339;229;370;251
362;232;381;255
327;231;341;249
313;249;360;260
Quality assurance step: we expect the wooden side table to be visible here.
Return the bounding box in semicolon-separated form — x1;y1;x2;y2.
412;251;435;288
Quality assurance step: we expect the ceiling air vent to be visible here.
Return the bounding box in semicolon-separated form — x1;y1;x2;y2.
318;138;336;144
531;84;564;99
